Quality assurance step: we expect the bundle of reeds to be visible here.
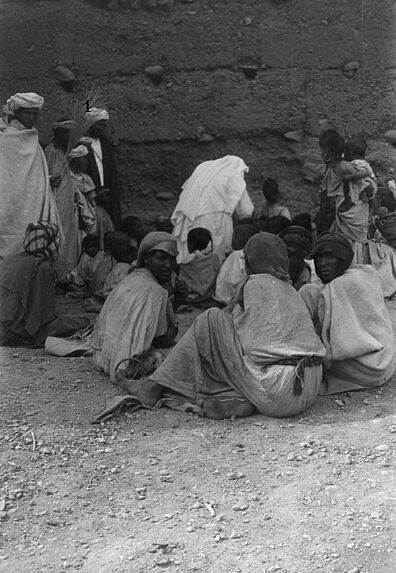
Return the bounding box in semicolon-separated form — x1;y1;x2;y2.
62;86;108;165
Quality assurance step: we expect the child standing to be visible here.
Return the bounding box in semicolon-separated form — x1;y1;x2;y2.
316;129;369;235
256;178;291;221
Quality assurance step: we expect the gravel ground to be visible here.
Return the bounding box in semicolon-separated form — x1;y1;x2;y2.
0;300;395;573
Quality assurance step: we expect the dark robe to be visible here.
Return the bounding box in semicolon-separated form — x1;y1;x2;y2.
85;137;121;230
0;253;89;347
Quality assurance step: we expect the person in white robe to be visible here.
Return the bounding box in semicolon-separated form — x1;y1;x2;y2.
0;92;61;262
171;155;254;263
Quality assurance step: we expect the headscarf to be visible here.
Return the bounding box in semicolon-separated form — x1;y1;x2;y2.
23;221;60;274
279;225;312;256
136;232;177;268
313;233;353;267
244;232;289;281
3;92;44;115
85;107;109;122
68;144;88;159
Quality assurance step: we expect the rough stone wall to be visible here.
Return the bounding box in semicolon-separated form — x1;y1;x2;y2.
1;0;395;219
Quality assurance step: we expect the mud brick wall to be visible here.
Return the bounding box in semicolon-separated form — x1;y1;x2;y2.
1;0;395;219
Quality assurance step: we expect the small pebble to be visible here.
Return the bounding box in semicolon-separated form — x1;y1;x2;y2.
375;444;390;452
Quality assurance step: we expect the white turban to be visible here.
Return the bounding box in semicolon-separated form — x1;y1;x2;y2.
3;92;44;115
68;145;89;159
85;107;109;122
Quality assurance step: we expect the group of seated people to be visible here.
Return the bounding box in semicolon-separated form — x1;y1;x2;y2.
0;181;395;422
90;228;394;420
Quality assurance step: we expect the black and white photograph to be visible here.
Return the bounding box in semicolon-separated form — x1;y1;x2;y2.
0;1;395;571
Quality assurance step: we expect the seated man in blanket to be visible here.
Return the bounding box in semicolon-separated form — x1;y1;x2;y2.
117;233;326;419
300;233;395;394
178;228;221;304
0;222;88;347
90;232;181;379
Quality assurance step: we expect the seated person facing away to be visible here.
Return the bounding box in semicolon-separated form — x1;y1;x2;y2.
279;225;312;290
300;233;395;395
215;223;257;305
118;232;325;419
178;228;221;304
90;232;179;379
67;235;100;298
267;215;291;235
255;178;291;221
153;215;174;235
121;215;147;250
0;221;88;347
292;213;313;232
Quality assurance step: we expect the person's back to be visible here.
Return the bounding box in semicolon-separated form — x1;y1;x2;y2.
178;228;221;303
171;155;254;261
0;221;87;346
0;251;56;346
214;223;257;305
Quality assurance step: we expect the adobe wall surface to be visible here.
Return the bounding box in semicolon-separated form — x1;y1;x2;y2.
1;0;395;218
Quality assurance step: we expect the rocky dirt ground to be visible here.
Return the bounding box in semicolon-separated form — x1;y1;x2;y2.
0;299;395;573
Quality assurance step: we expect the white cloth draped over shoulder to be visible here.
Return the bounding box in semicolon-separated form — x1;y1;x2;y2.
0;118;61;261
171;155;254;262
300;265;395;394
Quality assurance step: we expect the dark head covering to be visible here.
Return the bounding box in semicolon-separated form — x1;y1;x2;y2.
313;233;354;282
313;233;353;265
344;134;367;160
279;225;312;256
244;232;289;281
232;223;257;250
291;213;312;232
268;215;291;235
136;231;177;268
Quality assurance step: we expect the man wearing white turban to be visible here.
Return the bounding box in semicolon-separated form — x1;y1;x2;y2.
84;107;121;230
0;92;61;262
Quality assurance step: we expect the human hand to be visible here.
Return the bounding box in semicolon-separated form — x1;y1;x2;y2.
174;278;188;301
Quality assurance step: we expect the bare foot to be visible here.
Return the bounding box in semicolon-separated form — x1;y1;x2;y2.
117;377;163;407
203;397;255;419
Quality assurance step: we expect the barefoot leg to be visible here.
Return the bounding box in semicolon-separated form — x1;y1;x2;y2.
117;377;163;407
